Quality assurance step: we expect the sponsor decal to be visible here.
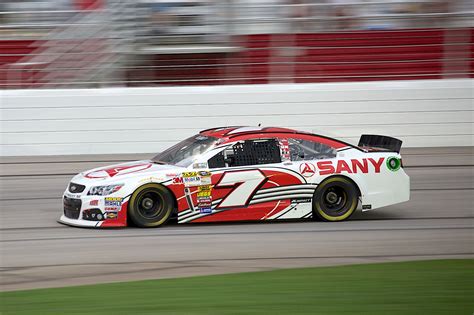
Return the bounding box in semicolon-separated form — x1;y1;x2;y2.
362;204;372;210
198;171;211;177
139;176;166;183
85;163;152;179
197;196;212;203
172;177;184;184
104;197;122;211
166;173;178;178
198;171;212;185
386;157;401;172
199;207;212;214
317;158;385;175
105;211;118;219
182;171;212;187
279;138;291;161
182;171;201;187
198;201;212;208
64;192;81;199
291;198;312;204
197;184;213;198
89;200;99;206
198;185;212;192
197;190;212;198
299;163;316;177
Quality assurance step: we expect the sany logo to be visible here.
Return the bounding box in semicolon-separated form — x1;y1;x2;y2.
299;158;385;176
85;163;152;179
299;163;316;177
316;158;385;175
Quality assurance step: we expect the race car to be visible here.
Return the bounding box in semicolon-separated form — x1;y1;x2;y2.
59;126;410;228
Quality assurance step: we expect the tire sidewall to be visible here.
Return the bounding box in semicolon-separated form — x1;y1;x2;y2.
313;177;358;222
128;183;174;227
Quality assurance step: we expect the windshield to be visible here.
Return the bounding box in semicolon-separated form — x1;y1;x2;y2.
152;135;218;167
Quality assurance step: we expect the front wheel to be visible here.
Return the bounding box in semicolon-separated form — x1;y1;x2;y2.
128;183;175;228
313;177;358;222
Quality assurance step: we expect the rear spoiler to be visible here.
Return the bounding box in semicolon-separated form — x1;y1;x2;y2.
358;134;402;153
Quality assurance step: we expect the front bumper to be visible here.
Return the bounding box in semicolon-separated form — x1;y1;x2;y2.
58;215;106;228
59;193;129;228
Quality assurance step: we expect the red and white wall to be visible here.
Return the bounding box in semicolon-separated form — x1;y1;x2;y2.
0;78;472;156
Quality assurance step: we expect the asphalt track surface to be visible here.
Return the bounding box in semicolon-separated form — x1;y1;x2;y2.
0;147;473;291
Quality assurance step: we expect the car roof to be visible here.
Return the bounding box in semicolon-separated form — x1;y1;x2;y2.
200;126;298;138
199;126;357;150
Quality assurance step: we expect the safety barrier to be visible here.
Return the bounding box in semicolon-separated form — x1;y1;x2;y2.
0;78;472;156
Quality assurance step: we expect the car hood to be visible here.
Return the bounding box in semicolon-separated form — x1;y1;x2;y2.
71;160;185;184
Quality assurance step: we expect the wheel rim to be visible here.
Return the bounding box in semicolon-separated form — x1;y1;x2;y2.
137;191;164;219
322;186;348;215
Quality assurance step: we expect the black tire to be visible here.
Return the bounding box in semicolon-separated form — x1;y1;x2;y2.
313;177;358;222
128;183;175;228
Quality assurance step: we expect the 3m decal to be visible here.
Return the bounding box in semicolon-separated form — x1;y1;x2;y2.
172;177;184;184
215;170;266;209
299;162;316;177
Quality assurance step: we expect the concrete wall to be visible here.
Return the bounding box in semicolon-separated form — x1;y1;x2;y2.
1;79;472;156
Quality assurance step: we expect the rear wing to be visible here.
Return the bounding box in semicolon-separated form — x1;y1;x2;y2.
358;134;402;153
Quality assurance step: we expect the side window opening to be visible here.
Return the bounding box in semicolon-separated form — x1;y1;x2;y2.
208;150;226;168
288;138;336;161
208;139;281;168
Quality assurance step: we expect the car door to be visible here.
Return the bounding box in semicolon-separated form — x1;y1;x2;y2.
200;138;284;221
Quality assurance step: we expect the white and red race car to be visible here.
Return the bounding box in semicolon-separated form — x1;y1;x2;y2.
59;126;409;228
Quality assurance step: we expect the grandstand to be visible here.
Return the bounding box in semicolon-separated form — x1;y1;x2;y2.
0;0;472;88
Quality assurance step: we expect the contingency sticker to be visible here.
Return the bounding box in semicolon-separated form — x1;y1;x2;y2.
197;184;212;198
182;170;212;187
198;170;212;185
279;138;290;161
197;184;213;213
182;171;201;187
105;211;118;219
104;197;122;211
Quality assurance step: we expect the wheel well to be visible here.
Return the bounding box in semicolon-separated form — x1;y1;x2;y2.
318;175;362;198
128;183;178;213
127;182;179;227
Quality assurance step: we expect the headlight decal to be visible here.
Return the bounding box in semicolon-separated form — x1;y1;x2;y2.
88;184;124;196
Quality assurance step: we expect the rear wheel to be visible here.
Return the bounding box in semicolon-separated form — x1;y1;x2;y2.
128;183;174;228
313;177;358;222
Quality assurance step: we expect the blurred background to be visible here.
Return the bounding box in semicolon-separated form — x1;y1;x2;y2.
0;0;472;89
